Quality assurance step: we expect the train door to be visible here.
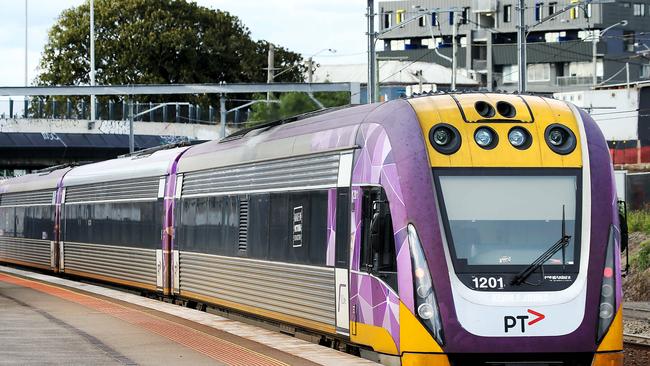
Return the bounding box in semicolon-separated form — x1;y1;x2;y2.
360;187;398;291
335;152;353;336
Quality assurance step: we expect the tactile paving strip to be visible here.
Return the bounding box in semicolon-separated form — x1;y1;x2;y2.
0;273;288;366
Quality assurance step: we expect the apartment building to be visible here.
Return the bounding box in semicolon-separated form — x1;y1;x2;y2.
377;0;650;93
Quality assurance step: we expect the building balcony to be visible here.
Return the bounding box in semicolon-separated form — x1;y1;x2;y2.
556;75;601;87
472;0;498;13
473;59;488;71
472;29;491;42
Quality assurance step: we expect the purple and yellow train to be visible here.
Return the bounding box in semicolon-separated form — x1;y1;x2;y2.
0;93;625;365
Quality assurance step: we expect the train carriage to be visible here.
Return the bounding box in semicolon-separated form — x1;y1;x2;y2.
0;92;625;366
0;167;70;271
57;147;188;293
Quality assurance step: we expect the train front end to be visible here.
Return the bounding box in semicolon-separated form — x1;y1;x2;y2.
399;94;623;365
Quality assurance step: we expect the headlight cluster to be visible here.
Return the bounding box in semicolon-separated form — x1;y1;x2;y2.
545;124;577;155
597;226;618;343
408;224;444;345
429;122;576;154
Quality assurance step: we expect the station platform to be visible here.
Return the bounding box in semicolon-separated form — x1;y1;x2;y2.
0;265;378;366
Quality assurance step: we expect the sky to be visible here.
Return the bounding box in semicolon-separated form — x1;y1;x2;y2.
0;0;369;87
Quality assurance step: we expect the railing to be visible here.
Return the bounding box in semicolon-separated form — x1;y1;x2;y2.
0;99;232;124
556;76;601;87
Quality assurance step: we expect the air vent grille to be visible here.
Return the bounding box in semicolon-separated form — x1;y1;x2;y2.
238;197;249;252
182;153;340;196
65;177;161;203
0;190;54;206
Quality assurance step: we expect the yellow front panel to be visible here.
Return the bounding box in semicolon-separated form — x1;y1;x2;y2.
399;301;443;353
597;306;623;352
408;94;583;168
350;322;398;355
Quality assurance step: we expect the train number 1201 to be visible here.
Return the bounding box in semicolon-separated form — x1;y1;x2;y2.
471;276;505;290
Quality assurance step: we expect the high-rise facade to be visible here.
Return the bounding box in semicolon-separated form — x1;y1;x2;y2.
378;0;650;92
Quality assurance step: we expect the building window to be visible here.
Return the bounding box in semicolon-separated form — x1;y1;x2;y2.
396;9;405;24
586;3;592;18
549;2;557;17
570;0;579;19
418;15;426;27
621;2;631;8
504;5;512;23
642;64;650;78
527;63;551;82
503;65;519;84
431;12;438;26
623;31;636;52
449;11;454;25
462;7;470;24
634;3;646;16
383;11;392;29
535;3;544;21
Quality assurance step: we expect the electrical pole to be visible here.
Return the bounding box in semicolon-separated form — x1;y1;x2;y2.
517;0;527;92
367;0;376;104
90;0;96;121
267;44;274;102
451;10;458;91
592;29;598;87
220;94;226;138
307;57;314;83
128;97;134;153
24;0;28;88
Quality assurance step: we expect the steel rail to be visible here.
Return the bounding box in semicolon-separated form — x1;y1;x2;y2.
624;333;650;347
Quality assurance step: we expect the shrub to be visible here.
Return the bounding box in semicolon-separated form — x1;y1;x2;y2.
628;210;650;235
631;240;650;272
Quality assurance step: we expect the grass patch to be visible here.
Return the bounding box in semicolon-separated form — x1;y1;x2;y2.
628;210;650;235
631;240;650;272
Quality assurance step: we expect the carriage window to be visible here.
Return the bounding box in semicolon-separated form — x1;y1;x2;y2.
360;187;398;291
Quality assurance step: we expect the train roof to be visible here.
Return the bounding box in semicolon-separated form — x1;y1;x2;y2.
177;103;381;173
0;166;71;194
62;146;189;187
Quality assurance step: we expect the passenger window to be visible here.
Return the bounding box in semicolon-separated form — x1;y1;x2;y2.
360;187;398;291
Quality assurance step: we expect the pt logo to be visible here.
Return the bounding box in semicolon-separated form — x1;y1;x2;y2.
504;309;545;333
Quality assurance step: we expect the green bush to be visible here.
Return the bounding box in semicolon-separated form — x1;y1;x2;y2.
631;240;650;272
628;210;650;235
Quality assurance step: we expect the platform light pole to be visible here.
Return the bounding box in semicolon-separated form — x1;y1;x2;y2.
592;20;627;87
90;0;96;121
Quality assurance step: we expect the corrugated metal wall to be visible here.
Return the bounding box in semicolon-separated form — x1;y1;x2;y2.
0;237;51;268
62;242;157;287
178;252;336;326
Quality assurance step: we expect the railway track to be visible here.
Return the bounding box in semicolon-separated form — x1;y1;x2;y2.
623;304;650;321
625;333;650;347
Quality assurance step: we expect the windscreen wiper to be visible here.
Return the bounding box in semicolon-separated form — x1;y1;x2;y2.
511;206;572;286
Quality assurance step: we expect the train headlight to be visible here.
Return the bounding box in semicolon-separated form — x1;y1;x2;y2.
408;224;444;345
474;127;498;149
545;124;577;155
418;303;435;320
597;226;618;343
433;128;451;146
508;127;531;149
429;124;461;155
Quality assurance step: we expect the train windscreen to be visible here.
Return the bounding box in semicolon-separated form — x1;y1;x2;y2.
436;171;581;273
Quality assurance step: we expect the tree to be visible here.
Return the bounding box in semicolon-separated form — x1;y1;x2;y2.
35;0;304;112
247;91;350;127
